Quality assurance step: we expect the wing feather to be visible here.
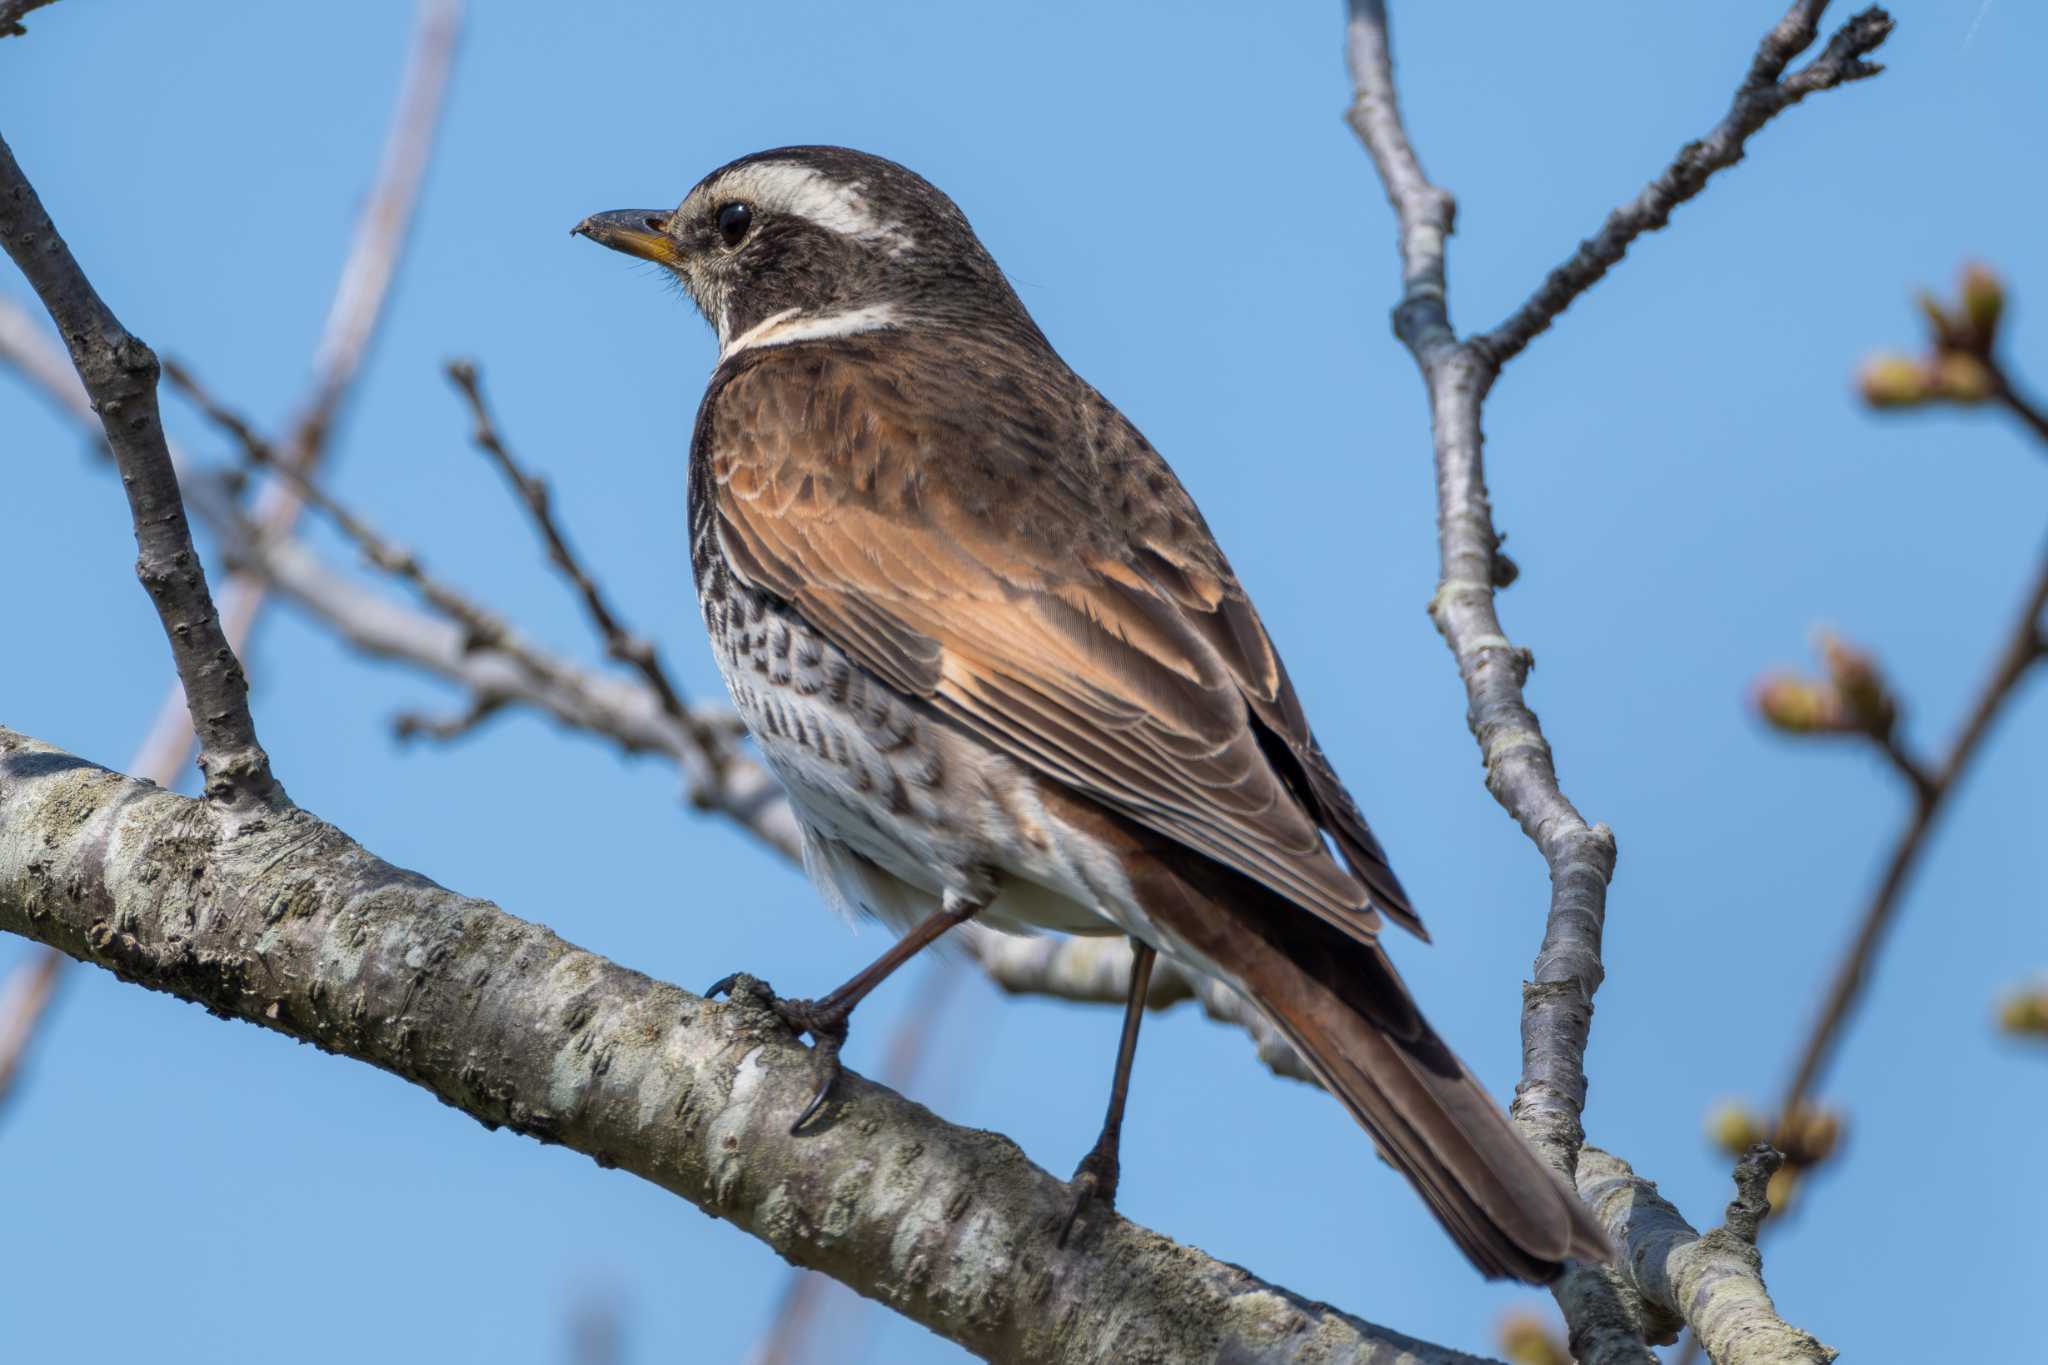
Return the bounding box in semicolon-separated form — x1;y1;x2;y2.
701;341;1420;938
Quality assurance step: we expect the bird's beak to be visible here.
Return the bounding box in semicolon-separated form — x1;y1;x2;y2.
572;209;685;267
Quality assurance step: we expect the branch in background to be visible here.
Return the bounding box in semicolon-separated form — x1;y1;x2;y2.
0;134;281;816
445;358;735;795
166;355;749;818
0;950;62;1102
0;726;1501;1365
135;0;463;783
973;931;1312;1082
1343;2;1887;1360
1714;289;2048;1251
1768;558;2046;1122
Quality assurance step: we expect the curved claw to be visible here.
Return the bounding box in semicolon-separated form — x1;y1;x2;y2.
704;973;741;999
778;1001;850;1132
789;1028;846;1133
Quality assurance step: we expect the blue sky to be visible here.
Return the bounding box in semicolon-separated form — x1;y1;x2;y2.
3;2;2043;1361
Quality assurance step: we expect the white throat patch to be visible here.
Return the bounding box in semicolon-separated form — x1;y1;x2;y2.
719;303;902;360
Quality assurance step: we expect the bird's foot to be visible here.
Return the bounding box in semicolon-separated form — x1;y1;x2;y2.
768;995;852;1132
1057;1140;1121;1247
705;975;851;1133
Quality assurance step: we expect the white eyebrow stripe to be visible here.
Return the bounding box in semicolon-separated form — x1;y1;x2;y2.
697;162;916;256
720;303;901;360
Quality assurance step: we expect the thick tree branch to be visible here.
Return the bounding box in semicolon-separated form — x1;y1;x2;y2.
747;961;965;1365
0;133;282;816
0;725;1497;1365
1342;3;1886;1361
1577;1148;1834;1365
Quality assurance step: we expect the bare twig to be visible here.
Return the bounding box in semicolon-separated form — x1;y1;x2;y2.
1478;5;1894;367
168;358;751;813
445;358;733;793
0;294;86;413
0;133;282;815
3;309;801;849
1342;3;1887;1360
1346;0;1616;1189
298;0;462;446
1987;353;2048;450
1872;730;1938;807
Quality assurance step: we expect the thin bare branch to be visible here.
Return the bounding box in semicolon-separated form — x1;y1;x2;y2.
1871;730;1937;808
1478;3;1894;366
297;0;462;446
1987;354;2048;451
1345;0;1615;1192
0;294;88;416
1341;3;1889;1360
145;0;463;783
445;358;733;794
0;133;282;816
1778;548;2048;1121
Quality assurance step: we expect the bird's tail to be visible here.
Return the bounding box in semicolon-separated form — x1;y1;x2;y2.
1103;816;1612;1281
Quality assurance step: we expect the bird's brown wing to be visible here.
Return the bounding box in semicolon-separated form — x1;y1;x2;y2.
701;339;1418;938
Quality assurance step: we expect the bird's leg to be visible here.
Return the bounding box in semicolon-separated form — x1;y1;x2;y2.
1058;937;1158;1246
709;889;983;1132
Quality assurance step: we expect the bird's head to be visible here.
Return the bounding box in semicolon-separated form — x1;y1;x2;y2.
575;146;1032;359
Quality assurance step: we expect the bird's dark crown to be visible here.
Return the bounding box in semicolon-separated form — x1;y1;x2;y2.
586;146;1040;356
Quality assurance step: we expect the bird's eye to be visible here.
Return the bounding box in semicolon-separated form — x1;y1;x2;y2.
716;202;753;248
